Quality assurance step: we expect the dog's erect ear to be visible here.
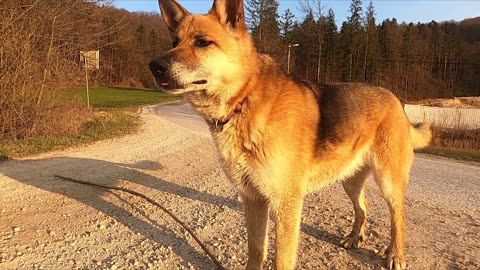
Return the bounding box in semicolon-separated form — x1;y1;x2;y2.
210;0;247;31
158;0;190;34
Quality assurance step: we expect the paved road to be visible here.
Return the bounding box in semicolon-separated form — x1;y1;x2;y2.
149;101;480;212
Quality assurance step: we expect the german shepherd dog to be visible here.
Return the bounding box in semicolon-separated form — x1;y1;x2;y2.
149;0;431;269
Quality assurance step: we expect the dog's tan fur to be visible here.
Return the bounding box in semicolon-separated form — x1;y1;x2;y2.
151;0;432;269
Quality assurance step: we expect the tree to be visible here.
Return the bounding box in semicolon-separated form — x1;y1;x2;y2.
149;29;158;56
342;0;363;81
135;24;146;51
279;8;295;44
245;0;261;32
294;11;317;80
323;8;337;82
401;23;416;99
245;0;281;55
313;0;326;83
0;0;124;141
363;0;379;83
378;18;401;88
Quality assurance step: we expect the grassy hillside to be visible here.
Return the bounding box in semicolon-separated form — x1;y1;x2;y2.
0;87;180;160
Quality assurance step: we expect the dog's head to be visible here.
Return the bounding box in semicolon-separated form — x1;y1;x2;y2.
150;0;256;97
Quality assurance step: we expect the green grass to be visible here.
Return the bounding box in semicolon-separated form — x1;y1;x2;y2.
417;147;480;163
0;111;140;158
1;86;179;160
69;86;181;109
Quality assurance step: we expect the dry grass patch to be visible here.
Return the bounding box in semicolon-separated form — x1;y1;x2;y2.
417;126;480;162
0;111;140;159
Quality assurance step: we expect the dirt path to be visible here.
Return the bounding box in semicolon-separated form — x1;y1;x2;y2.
1;105;479;270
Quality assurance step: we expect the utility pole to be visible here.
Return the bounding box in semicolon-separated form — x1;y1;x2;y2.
84;54;90;108
80;50;99;108
287;43;299;75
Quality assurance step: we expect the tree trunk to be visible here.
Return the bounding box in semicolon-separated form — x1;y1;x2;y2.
317;40;322;83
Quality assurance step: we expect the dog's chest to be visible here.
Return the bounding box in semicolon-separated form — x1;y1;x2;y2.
213;123;270;193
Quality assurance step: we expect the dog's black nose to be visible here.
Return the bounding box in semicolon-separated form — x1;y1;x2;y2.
149;59;169;77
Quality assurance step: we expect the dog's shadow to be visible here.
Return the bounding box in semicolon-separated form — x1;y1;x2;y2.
1;157;385;268
301;223;385;268
0;157;241;269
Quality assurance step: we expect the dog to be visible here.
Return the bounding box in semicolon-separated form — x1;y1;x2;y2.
149;0;432;269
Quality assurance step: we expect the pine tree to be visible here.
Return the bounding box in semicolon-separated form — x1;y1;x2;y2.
245;0;261;32
401;23;415;61
316;16;326;83
342;0;363;81
245;0;281;55
401;23;415;99
348;0;363;32
297;11;317;80
279;8;295;44
363;0;379;83
323;8;337;82
378;18;401;88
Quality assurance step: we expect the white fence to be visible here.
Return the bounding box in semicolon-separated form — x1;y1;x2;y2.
404;104;480;130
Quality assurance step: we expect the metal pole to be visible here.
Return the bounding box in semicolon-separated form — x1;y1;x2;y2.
287;44;291;75
84;54;90;108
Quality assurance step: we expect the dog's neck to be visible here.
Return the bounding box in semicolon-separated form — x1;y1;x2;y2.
208;98;245;132
186;53;287;133
184;87;249;132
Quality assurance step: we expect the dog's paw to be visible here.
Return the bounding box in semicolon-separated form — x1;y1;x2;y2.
386;253;407;270
340;233;365;249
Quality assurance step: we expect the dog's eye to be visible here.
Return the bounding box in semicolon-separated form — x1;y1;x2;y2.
194;39;214;48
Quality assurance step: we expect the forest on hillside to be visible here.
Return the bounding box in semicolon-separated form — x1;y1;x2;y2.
1;0;479;141
0;0;170;140
247;0;480;100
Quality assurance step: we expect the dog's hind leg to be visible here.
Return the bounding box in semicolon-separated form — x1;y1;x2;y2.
372;117;413;270
340;167;370;249
372;138;412;269
243;195;269;270
373;166;409;270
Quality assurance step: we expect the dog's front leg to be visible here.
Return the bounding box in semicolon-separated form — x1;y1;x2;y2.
274;195;303;270
243;195;269;270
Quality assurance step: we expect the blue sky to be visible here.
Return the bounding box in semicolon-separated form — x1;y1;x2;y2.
114;0;480;25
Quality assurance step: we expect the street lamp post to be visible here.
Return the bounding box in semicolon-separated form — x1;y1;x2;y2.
287;43;299;75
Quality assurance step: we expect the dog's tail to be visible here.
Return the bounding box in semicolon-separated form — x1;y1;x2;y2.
410;123;432;149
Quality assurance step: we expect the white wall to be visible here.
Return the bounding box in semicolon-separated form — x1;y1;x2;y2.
404;104;480;130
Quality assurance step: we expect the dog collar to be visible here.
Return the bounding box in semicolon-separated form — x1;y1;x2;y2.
212;99;244;132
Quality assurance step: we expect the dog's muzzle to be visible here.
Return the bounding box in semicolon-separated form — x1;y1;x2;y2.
149;56;208;93
149;58;171;88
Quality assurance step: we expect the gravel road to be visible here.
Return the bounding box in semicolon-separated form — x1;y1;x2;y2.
0;101;479;270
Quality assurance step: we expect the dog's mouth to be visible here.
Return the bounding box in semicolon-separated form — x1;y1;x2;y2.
157;79;208;95
192;80;207;85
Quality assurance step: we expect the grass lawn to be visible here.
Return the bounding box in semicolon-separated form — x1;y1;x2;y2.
69;86;181;109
